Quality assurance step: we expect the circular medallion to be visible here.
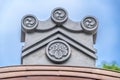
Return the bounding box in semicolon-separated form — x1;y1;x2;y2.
81;16;98;34
51;8;68;24
46;40;71;63
22;15;38;32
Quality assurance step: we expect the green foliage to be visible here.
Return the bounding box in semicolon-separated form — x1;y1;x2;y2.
102;63;120;72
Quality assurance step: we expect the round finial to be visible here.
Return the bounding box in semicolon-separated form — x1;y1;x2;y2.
81;16;98;34
22;15;38;32
51;8;68;24
46;40;71;63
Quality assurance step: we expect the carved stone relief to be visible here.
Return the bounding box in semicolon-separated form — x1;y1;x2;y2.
21;7;98;67
81;16;98;34
22;15;38;32
46;40;71;63
51;8;68;24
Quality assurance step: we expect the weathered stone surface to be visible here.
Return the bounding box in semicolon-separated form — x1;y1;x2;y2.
21;7;98;67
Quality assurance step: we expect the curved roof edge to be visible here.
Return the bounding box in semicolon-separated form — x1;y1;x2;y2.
0;65;120;80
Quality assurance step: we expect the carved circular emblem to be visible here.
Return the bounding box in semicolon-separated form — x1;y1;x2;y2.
81;16;98;34
46;40;71;63
22;15;38;32
51;8;68;24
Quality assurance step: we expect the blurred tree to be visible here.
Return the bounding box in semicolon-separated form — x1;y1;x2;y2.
102;62;120;72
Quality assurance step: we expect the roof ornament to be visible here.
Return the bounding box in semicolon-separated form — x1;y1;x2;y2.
21;7;98;67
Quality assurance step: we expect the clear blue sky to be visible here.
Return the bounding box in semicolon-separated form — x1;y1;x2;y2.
0;0;120;67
